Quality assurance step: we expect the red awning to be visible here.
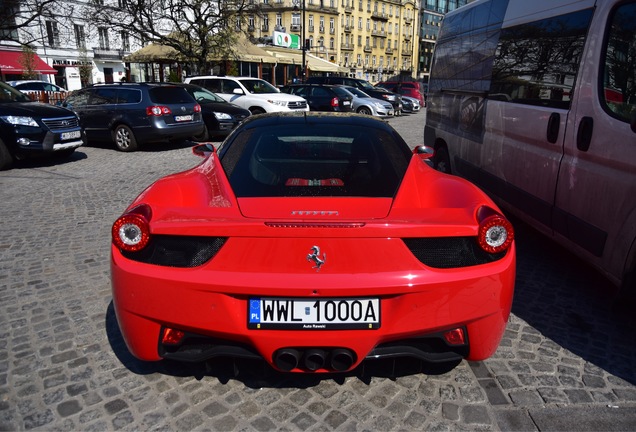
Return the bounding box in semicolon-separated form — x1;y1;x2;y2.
0;49;57;75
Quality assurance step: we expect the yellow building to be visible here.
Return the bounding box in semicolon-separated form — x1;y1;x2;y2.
246;0;419;82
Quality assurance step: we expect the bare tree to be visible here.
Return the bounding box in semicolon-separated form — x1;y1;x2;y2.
0;0;71;45
84;0;260;74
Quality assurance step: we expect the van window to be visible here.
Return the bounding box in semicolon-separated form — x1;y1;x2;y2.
490;8;594;109
602;2;636;123
90;88;118;105
117;89;141;104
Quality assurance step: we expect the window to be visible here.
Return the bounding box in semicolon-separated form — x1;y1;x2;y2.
121;31;130;52
330;18;334;29
276;13;282;26
45;21;59;47
98;28;110;50
491;8;594;109
292;13;300;26
74;25;86;49
602;2;636;123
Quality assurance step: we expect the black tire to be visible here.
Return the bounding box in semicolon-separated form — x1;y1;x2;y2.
192;125;210;142
433;146;451;174
250;107;266;115
357;106;372;115
0;138;14;171
113;125;138;152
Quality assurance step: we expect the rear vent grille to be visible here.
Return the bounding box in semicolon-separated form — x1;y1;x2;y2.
403;237;505;268
121;235;227;267
265;222;365;228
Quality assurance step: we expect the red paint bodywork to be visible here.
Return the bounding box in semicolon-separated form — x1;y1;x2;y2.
111;147;516;372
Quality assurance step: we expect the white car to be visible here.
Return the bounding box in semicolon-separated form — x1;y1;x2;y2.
184;76;308;115
7;80;67;92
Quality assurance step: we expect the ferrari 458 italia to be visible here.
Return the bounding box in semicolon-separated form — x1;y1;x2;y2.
111;112;516;373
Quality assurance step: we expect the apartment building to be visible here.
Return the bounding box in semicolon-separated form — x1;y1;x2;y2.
247;0;420;82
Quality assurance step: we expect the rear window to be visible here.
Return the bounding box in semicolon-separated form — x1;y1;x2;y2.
220;123;411;198
149;87;194;104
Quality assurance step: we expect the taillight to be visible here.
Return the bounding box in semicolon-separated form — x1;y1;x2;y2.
477;210;514;254
330;97;339;107
146;106;172;116
194;104;201;113
112;204;152;252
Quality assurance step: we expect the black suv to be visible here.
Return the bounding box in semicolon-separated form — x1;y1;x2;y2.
280;84;354;112
0;81;83;170
305;76;402;114
62;83;204;151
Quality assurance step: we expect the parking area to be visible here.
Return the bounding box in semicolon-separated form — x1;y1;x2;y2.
1;112;635;431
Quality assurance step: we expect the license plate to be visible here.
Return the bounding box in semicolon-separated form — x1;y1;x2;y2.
61;130;81;140
248;297;380;330
343;101;351;105
174;115;193;122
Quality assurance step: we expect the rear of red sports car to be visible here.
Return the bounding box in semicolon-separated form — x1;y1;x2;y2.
111;113;515;373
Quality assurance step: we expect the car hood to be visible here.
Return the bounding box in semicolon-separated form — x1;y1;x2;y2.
200;102;250;115
254;92;306;102
0;101;75;117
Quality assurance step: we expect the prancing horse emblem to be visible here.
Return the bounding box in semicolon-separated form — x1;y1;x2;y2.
307;246;326;271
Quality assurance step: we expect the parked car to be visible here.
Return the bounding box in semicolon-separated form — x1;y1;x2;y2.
280;84;353;112
176;83;251;141
340;86;394;117
375;81;426;107
401;96;415;113
305;76;402;114
401;95;421;113
62;82;204;152
184;76;308;115
7;80;67;93
0;81;83;170
110;111;516;373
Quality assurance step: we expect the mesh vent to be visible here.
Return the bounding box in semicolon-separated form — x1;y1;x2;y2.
122;235;227;267
42;116;80;130
402;237;505;269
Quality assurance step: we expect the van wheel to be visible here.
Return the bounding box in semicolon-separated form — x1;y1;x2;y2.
250;107;266;115
113;125;138;152
0;138;14;170
433;146;451;174
357;106;372;115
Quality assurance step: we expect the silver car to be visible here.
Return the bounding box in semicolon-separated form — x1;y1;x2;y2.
340;86;394;117
402;95;421;113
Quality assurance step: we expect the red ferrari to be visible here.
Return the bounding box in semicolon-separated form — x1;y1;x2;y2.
111;112;515;373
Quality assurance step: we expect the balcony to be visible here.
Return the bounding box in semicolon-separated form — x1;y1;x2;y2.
291;24;301;32
93;48;124;60
371;30;387;38
344;25;352;33
385;47;393;54
345;5;353;13
363;45;372;53
371;11;389;21
262;25;270;31
340;43;354;51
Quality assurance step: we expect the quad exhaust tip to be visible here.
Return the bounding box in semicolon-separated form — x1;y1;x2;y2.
273;348;356;372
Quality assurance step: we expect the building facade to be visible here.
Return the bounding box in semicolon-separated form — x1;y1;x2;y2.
417;0;469;83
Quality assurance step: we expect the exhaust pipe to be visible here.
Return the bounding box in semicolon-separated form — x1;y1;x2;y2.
303;349;327;371
330;348;355;372
274;349;301;372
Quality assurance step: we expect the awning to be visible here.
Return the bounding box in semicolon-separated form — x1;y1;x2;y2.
123;44;183;63
263;47;349;73
0;49;57;74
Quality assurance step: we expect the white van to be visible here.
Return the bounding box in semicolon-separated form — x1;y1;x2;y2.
425;0;636;295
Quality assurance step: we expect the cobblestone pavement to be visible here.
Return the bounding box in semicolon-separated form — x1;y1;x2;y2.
1;111;635;431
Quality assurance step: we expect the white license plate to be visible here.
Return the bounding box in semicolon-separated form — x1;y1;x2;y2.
61;130;81;140
174;115;193;122
343;101;351;105
248;298;380;330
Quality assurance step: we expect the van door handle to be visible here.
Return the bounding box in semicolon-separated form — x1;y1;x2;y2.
577;116;594;151
547;112;560;143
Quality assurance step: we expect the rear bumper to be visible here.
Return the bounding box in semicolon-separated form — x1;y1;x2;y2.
111;243;515;372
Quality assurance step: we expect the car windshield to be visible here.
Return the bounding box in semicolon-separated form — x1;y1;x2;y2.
186;86;226;103
0;82;33;103
239;79;279;94
220;122;411;198
344;87;370;98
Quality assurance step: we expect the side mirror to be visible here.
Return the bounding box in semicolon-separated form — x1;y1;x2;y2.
192;143;216;158
413;145;434;160
233;88;245;96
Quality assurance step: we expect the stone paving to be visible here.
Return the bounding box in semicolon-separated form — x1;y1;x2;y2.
0;112;635;431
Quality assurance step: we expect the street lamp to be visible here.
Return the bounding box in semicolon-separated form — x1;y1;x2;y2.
292;0;306;81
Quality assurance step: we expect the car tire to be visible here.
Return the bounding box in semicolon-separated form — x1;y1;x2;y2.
0;138;14;171
433;146;452;174
192;125;209;142
250;107;266;115
113;125;138;152
357;106;372;115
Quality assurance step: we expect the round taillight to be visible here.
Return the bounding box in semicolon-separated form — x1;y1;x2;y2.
112;212;151;252
331;97;339;107
477;215;514;254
